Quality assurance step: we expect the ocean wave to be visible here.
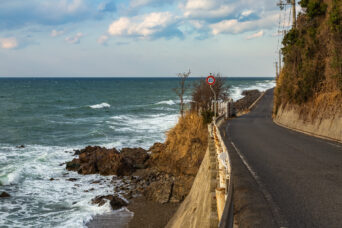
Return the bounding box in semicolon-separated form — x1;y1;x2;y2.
89;103;111;109
107;113;179;149
155;100;176;105
230;80;276;101
0;144;121;227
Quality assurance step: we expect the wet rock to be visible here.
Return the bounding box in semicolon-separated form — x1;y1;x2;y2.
73;149;82;155
91;195;128;210
0;192;11;198
91;180;101;184
110;196;128;210
66;178;78;182
50;178;55;181
16;145;25;149
66;146;149;176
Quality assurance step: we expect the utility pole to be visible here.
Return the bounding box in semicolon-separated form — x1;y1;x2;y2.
279;50;282;72
292;0;296;28
277;0;296;28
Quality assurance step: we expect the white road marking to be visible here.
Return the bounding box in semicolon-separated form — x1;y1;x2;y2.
231;141;289;228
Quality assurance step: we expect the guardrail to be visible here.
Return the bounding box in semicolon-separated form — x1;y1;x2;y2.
211;115;234;228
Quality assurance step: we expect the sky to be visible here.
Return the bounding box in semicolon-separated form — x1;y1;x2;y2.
0;0;290;77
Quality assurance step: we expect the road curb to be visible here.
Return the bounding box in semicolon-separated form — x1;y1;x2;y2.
273;119;342;144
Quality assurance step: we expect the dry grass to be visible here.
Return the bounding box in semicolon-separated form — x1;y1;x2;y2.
150;112;208;176
274;0;342;120
166;112;208;160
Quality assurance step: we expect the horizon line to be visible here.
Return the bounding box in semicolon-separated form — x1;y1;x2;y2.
0;76;275;79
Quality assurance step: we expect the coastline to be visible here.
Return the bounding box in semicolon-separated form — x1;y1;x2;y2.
80;89;265;227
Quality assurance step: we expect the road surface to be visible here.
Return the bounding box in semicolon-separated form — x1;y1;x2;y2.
222;89;342;228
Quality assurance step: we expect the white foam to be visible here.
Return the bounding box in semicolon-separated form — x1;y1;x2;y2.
156;100;176;105
106;113;179;149
89;103;111;109
230;80;276;101
0;144;121;227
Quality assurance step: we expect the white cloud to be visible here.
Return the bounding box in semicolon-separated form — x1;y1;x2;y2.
65;32;84;44
50;29;65;37
184;0;216;10
0;37;18;49
181;0;235;19
211;12;278;35
108;12;175;37
241;9;253;17
97;35;109;45
246;30;264;40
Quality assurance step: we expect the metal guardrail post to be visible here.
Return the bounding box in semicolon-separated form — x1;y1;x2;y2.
212;115;234;228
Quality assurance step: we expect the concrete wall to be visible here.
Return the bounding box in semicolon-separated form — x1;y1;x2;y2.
166;142;218;228
274;105;342;142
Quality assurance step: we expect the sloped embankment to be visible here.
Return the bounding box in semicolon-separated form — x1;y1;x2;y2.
166;147;213;228
274;0;342;141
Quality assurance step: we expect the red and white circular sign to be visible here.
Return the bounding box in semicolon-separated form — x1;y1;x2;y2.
206;75;216;85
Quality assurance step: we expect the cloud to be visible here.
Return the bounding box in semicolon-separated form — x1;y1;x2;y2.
65;32;84;44
210;12;278;35
50;29;65;37
180;0;236;20
108;12;182;38
97;35;109;45
0;37;18;49
0;0;117;29
130;0;175;8
246;30;264;40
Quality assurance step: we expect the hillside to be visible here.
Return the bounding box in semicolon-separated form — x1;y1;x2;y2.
274;0;342;141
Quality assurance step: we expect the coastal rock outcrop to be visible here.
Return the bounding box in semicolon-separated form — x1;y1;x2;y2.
0;192;11;198
66;146;149;176
234;90;262;113
66;112;208;206
91;195;128;210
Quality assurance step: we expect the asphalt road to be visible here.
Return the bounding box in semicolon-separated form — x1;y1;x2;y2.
223;89;342;228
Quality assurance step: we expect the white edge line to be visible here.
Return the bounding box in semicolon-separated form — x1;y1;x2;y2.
231;141;289;228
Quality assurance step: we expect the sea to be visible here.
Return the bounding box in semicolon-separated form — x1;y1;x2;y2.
0;77;275;228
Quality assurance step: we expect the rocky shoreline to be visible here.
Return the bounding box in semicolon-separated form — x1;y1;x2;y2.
65;145;194;207
64;90;261;227
65;143;198;228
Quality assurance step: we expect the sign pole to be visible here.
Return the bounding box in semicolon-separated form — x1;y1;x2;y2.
210;85;217;117
206;74;217;117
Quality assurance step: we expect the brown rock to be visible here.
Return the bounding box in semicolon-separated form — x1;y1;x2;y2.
144;181;173;204
67;178;78;182
110;196;128;210
91;195;128;210
234;89;261;113
66;146;149;176
0;192;10;198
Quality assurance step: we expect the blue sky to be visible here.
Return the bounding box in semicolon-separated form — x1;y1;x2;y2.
0;0;286;77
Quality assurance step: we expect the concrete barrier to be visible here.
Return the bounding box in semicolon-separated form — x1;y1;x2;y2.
167;106;234;228
212;115;234;228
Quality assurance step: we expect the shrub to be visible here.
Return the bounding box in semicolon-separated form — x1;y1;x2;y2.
329;0;342;33
201;110;214;124
307;0;327;18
